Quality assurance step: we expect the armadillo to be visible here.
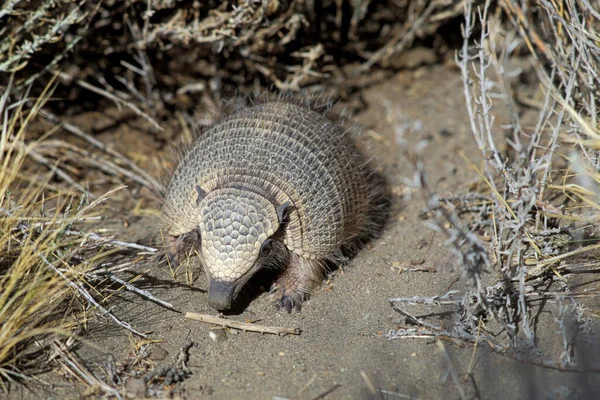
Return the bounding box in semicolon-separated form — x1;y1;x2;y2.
161;101;378;312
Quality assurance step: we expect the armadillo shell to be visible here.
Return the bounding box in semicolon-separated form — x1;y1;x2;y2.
162;101;371;259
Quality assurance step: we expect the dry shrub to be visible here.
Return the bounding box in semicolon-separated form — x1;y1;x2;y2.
1;1;466;102
391;0;600;379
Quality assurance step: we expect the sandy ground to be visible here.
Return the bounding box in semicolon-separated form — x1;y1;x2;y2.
11;65;600;399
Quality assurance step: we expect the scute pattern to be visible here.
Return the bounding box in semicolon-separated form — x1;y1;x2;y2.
198;189;278;281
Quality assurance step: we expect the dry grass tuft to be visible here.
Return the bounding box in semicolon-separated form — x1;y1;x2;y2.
0;77;78;383
0;77;166;389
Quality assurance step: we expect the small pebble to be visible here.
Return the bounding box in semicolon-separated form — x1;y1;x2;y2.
209;329;227;342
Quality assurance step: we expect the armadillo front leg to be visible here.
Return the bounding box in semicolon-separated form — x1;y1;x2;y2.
160;234;187;269
270;253;324;313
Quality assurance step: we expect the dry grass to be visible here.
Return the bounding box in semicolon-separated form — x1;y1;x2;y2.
0;76;167;391
0;77;78;383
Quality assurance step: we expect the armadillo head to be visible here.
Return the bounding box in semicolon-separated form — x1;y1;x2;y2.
196;187;288;311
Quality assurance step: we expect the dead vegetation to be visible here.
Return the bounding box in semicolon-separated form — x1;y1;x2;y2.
392;0;600;392
1;1;465;109
1;0;600;398
0;78;171;393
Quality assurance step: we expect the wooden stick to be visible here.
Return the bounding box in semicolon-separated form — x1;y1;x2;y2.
185;312;301;335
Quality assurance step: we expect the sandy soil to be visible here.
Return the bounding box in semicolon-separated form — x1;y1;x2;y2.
11;65;600;400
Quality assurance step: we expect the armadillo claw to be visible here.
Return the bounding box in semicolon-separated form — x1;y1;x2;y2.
270;282;307;313
275;296;302;313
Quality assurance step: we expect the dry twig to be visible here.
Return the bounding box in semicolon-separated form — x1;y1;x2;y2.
184;312;301;335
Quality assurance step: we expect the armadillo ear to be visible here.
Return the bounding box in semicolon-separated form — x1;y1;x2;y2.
276;201;291;224
195;185;206;206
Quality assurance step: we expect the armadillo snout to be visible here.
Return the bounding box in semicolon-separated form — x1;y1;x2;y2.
208;280;237;310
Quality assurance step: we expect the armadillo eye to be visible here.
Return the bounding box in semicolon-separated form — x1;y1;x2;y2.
260;239;273;257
